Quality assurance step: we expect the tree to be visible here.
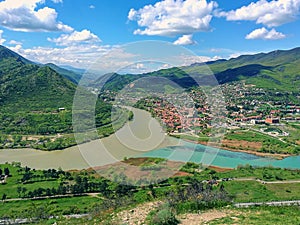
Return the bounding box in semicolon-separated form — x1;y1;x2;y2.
17;186;22;197
27;191;34;198
82;177;89;192
75;175;82;184
4;168;10;176
45;188;51;196
21;187;27;197
2;193;7;202
21;172;32;183
24;166;31;173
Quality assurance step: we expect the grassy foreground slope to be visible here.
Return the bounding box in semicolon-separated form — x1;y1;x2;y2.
1;160;300;224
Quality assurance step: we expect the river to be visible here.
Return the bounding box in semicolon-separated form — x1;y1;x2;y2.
0;108;299;170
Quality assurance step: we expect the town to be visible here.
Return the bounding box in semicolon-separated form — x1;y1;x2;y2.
98;80;300;155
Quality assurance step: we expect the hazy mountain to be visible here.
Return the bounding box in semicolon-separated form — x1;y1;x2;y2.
60;65;85;75
45;63;82;84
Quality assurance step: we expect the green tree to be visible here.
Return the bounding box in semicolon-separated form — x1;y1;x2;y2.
2;193;7;202
17;186;22;198
4;168;10;176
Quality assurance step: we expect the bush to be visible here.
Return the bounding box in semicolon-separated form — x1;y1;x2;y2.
148;204;179;225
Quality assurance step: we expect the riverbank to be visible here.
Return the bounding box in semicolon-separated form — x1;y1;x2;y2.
198;141;291;160
169;134;292;160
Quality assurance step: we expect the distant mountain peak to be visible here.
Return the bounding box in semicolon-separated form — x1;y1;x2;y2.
0;45;33;65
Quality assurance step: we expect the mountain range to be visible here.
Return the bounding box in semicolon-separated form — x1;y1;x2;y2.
97;47;300;92
1;45;300;113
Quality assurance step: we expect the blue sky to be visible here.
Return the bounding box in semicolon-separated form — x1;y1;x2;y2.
0;0;300;70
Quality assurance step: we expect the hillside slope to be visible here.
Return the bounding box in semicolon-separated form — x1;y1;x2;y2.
0;45;77;112
98;47;300;91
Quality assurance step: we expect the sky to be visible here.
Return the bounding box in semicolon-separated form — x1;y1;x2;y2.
0;0;300;71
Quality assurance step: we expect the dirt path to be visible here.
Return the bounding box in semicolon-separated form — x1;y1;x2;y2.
112;203;233;225
114;201;162;225
179;210;232;225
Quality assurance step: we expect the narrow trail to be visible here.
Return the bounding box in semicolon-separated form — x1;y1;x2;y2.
112;201;162;225
179;210;233;225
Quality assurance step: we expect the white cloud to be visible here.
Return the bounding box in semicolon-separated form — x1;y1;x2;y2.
9;40;23;45
9;44;22;52
0;30;6;45
176;54;221;66
209;48;224;53
8;42;223;75
219;0;300;27
48;29;101;46
128;0;218;36
51;0;63;3
10;44;111;69
0;0;73;32
228;50;262;59
246;27;286;40
89;5;95;9
173;34;196;45
9;43;143;74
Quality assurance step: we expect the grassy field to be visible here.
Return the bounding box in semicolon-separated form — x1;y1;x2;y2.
215;165;300;181
224;180;274;203
223;181;300;203
210;206;300;225
224;130;299;154
265;183;300;200
0;196;101;219
0;163;61;199
2;161;300;224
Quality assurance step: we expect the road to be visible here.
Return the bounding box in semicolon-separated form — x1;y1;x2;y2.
235;200;300;208
232;177;300;184
0;214;89;225
2;193;91;202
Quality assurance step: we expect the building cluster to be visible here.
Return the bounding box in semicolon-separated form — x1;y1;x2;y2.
149;99;205;132
221;82;300;126
98;81;300;137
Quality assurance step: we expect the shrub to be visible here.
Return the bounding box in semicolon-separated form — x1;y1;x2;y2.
148;204;179;225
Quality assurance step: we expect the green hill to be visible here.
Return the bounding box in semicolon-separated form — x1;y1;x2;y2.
0;46;129;150
45;63;82;84
98;47;300;92
186;47;300;90
195;47;300;71
0;46;76;113
0;46;78;138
